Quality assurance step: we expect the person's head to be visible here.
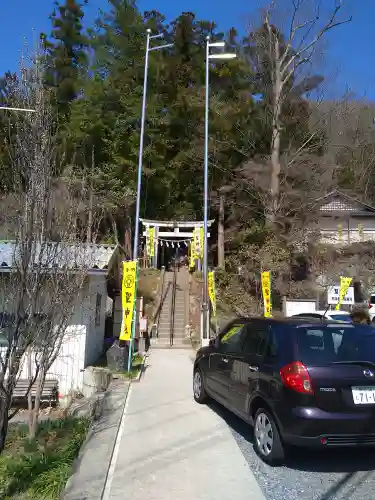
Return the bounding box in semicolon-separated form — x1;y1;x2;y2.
350;308;371;325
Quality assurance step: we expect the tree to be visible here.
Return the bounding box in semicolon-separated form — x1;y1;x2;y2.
244;0;350;225
0;45;93;447
42;0;89;119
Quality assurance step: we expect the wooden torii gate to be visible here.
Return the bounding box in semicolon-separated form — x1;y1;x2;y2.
140;219;214;269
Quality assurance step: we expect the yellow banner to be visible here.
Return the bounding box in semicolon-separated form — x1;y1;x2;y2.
208;271;216;317
337;223;343;242
222;325;243;343
261;271;272;318
335;276;352;311
192;228;200;260
147;227;155;257
200;227;204;259
119;261;137;340
189;242;195;269
358;223;364;241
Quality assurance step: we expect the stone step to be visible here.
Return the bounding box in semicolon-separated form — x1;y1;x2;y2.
159;323;185;330
151;339;192;349
156;334;190;340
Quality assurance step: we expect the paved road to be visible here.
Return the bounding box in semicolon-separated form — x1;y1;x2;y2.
211;401;375;500
104;349;265;500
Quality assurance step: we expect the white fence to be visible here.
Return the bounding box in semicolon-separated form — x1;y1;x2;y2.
0;325;87;398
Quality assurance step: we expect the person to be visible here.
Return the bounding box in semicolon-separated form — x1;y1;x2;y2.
350;308;371;325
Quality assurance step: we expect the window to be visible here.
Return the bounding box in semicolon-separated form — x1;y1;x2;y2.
241;323;269;357
220;323;245;354
95;294;102;327
294;324;375;365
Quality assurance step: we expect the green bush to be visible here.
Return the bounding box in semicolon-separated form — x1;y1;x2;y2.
0;417;89;499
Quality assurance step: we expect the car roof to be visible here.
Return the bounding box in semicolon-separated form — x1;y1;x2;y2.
226;316;341;327
315;310;349;315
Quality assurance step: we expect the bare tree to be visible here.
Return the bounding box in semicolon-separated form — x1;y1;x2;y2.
248;0;351;224
0;44;96;447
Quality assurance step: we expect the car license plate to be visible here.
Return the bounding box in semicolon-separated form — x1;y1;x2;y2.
352;387;375;405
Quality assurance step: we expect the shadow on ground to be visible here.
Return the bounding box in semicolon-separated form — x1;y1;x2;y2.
208;399;375;474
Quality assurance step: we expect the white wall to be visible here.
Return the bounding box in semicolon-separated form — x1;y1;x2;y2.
284;300;317;317
0;271;108;398
11;325;87;398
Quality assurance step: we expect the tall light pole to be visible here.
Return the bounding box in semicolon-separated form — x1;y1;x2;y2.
132;30;173;261
202;37;236;344
0;107;36;113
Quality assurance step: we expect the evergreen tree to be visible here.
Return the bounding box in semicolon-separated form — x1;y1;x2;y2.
42;0;88;119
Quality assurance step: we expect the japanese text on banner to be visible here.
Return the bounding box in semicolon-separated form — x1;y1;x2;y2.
119;261;137;341
336;276;352;311
189;242;195;269
147;227;155;257
200;227;204;259
261;271;272;318
146;227;150;256
192;228;200;260
208;271;217;317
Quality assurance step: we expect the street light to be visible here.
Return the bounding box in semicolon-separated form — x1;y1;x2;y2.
0;106;36;112
202;37;236;345
132;29;173;261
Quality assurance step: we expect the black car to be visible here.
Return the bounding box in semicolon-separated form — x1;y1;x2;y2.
193;317;375;465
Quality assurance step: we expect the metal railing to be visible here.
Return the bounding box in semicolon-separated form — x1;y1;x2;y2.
170;261;177;346
154;266;166;338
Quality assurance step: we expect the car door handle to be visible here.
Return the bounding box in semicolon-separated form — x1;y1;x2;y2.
221;357;229;363
249;365;258;372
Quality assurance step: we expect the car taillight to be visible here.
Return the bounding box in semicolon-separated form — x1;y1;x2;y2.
369;302;373;309
280;361;314;395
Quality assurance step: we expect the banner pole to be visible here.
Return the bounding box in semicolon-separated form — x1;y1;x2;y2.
127;261;139;374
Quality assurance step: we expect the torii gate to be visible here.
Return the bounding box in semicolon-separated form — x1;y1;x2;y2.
140;219;214;269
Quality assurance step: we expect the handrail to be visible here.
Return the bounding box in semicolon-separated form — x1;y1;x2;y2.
154;266;166;338
170;261;177;346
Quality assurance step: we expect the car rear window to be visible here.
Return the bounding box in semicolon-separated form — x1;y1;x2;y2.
294;324;375;365
370;296;375;304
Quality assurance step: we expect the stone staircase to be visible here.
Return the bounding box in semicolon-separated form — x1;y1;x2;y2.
152;267;191;348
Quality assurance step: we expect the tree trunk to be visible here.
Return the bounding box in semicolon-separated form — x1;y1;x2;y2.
27;347;33;438
270;33;282;225
218;191;225;268
124;215;132;259
86;147;94;243
0;395;9;453
29;374;44;439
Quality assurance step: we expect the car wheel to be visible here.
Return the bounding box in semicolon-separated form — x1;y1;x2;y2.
193;368;207;404
253;408;285;465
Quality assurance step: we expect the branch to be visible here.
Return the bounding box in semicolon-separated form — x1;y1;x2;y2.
281;4;351;79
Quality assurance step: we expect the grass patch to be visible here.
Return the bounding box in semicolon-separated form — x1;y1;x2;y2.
138;269;160;303
0;417;89;499
115;353;144;379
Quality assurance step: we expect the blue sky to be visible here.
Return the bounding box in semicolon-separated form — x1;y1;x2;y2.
1;0;373;100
